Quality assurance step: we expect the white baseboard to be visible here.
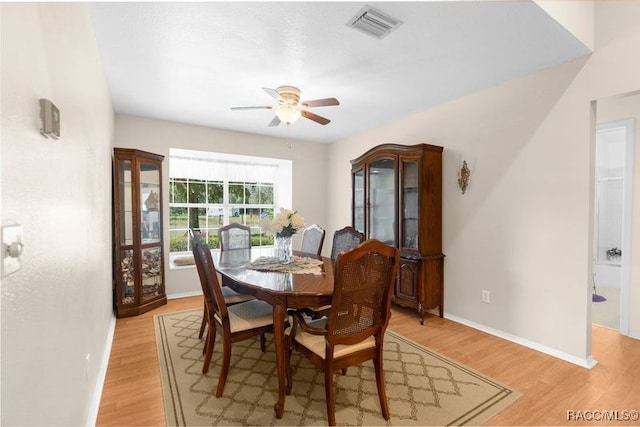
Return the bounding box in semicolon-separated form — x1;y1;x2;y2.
86;293;201;426
444;312;598;369
626;330;640;340
86;313;117;427
168;290;202;300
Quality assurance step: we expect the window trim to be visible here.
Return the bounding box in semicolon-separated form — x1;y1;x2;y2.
168;149;292;268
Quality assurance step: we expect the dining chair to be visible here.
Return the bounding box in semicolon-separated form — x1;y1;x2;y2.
299;226;366;320
219;222;252;251
285;239;399;426
330;226;365;260
192;239;275;397
302;226;366;320
190;228;256;341
300;223;326;256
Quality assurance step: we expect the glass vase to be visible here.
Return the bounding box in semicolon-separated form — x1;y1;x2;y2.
276;235;293;264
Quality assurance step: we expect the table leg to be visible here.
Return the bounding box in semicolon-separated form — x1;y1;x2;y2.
273;300;286;418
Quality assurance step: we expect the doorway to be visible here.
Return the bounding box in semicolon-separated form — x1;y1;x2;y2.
592;93;637;336
592;119;633;330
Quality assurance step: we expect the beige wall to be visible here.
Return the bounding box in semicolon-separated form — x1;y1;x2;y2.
1;3;114;425
114;115;329;297
327;1;640;364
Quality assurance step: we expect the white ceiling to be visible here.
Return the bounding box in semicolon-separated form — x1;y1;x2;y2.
88;1;591;144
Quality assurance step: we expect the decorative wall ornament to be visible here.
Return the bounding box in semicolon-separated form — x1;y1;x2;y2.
458;160;471;194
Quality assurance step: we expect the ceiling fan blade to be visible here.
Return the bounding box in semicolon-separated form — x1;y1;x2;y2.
301;97;340;108
230;106;273;111
268;116;281;127
301;110;330;125
262;88;284;103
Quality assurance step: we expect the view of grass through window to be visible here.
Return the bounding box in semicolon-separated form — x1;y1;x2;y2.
169;178;276;252
169;148;292;257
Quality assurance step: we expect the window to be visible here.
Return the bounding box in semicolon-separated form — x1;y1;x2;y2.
169;149;292;255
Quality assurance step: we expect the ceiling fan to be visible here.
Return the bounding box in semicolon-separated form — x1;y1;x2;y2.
231;86;340;127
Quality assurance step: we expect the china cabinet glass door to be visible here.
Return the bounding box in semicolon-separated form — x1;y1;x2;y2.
118;159;135;305
400;158;419;250
140;162;161;243
139;162;162;303
368;157;396;245
353;169;365;234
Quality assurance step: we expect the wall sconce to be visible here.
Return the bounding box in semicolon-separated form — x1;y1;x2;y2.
458;159;471;194
39;98;60;140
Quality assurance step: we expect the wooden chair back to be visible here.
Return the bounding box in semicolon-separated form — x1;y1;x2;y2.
188;227;204;245
192;239;229;329
328;239;399;346
219;223;251;251
300;224;326;256
330;226;365;260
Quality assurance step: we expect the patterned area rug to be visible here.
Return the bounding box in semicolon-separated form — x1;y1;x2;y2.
155;309;521;426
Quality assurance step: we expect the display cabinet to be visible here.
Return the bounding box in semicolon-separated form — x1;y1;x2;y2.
113;148;166;317
351;143;444;323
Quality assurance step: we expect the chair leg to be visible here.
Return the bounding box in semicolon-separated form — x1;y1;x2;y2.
285;337;293;395
198;305;207;339
202;323;216;374
216;336;232;398
202;332;207;355
260;333;266;352
373;350;390;420
325;369;336;426
202;309;211;355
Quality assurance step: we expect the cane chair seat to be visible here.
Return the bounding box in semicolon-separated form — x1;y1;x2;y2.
220;286;256;305
288;318;376;359
215;299;274;333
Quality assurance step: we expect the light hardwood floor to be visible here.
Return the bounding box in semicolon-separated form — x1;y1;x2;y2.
97;296;640;426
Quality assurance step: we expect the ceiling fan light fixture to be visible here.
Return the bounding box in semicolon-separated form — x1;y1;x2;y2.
232;85;336;126
275;105;301;125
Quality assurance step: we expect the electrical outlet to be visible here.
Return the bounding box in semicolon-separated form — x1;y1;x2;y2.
482;290;491;303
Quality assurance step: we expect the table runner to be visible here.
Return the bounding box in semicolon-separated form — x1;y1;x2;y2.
247;255;324;275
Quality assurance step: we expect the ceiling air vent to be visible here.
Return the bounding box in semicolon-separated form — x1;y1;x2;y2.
347;5;402;40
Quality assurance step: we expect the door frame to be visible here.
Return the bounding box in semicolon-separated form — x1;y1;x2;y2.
594;118;635;335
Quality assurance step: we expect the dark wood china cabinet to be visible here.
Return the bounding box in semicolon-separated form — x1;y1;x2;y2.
351;143;444;323
113;148;166;317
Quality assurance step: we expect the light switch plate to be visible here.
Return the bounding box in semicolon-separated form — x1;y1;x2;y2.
2;224;23;277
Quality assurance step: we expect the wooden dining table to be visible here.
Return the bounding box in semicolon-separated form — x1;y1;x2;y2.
213;247;335;419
